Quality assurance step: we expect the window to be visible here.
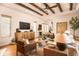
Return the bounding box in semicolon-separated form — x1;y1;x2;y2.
33;21;37;32
0;15;11;37
45;24;49;32
42;24;49;33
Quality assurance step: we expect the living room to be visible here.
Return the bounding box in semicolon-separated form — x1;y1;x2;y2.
0;3;79;56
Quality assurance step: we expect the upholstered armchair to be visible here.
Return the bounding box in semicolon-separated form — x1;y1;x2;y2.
15;32;37;56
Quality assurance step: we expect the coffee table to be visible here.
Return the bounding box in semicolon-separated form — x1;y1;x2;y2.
43;46;67;56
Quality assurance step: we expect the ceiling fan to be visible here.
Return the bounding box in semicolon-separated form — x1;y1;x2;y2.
43;3;57;9
43;3;57;13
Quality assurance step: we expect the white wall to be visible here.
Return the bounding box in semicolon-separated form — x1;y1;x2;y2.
0;5;45;46
46;10;79;36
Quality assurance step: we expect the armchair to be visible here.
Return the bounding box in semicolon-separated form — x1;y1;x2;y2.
15;32;37;56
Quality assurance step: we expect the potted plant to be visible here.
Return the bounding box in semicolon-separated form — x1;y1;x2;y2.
69;16;79;39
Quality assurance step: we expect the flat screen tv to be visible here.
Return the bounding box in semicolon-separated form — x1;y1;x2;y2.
19;22;30;30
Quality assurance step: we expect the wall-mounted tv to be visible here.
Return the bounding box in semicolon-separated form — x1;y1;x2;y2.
19;22;30;30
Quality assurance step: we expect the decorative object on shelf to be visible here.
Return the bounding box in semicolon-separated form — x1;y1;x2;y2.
69;16;79;38
16;28;21;32
30;29;33;32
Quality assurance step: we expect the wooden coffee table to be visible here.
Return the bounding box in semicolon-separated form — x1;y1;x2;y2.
43;46;67;56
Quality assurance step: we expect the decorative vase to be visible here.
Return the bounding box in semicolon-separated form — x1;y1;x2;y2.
56;42;67;51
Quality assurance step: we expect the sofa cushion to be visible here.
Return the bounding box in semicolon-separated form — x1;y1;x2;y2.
15;32;24;42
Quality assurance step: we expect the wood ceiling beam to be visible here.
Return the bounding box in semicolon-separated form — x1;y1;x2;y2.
70;3;73;10
56;3;63;12
15;3;43;16
30;3;48;15
43;3;55;14
50;5;58;8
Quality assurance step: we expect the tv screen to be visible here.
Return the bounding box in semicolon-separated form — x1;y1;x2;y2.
19;22;30;30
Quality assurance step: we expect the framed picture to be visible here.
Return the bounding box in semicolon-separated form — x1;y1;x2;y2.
56;22;67;33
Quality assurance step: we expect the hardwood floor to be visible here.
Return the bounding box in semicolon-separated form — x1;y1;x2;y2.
0;44;16;56
0;44;43;56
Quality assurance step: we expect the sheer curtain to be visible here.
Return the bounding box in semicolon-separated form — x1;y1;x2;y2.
33;21;38;37
42;24;49;33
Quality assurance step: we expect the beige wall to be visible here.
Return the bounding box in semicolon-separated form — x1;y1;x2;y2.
46;10;79;36
0;5;45;46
